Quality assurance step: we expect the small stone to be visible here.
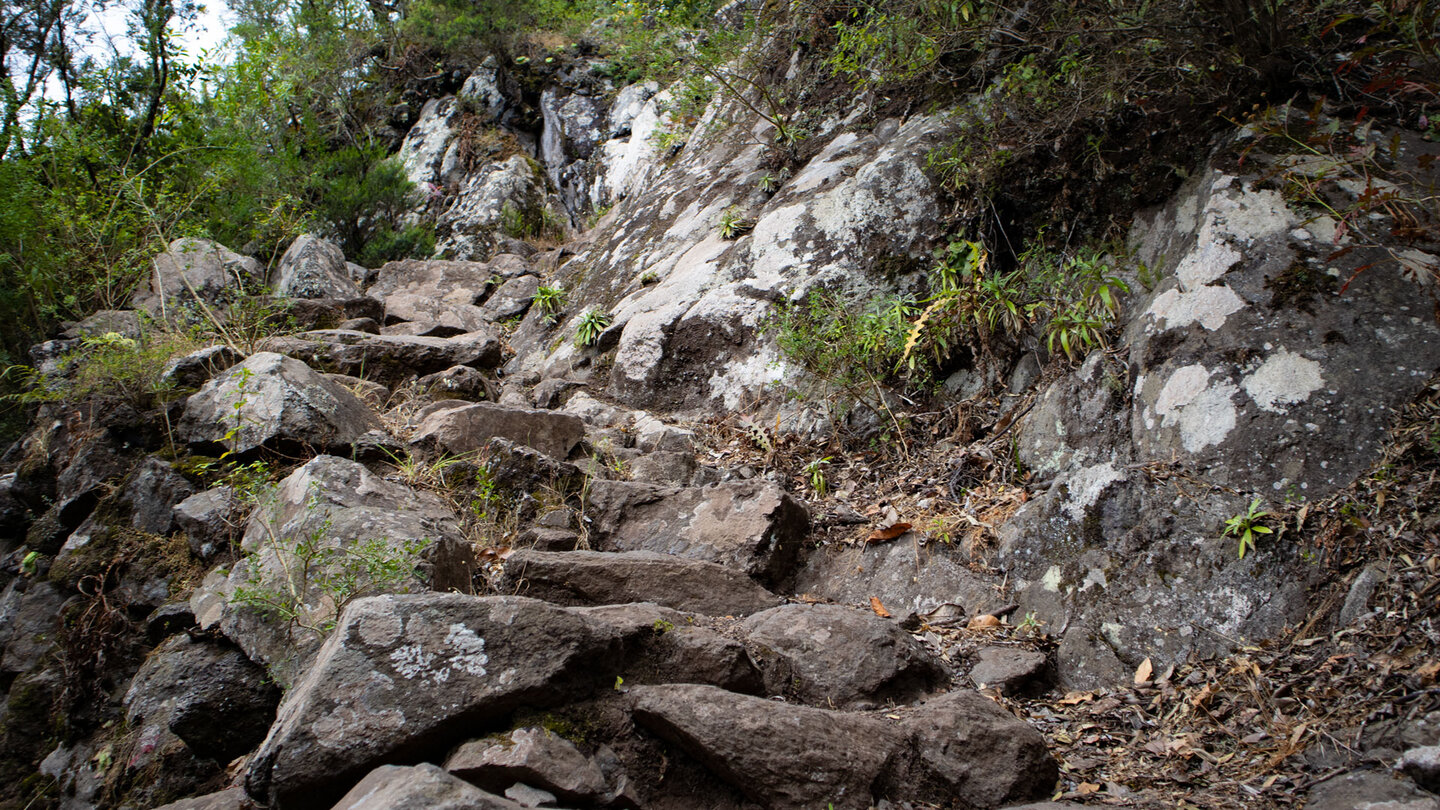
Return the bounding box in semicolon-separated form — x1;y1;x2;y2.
1399;745;1440;792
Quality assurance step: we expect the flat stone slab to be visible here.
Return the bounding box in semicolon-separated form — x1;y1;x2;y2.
499;549;783;616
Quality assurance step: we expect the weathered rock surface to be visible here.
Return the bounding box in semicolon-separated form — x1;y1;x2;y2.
160;344;244;389
246;594;622;809
1307;769;1440;810
794;538;1002;620
124;635;279;763
261;329;502;385
740;603;944;707
275;234;361;299
333;763;528;810
410;401;585;461
580;602;762;693
445;727;607;801
134;238;265;319
0;581;65;676
631;683;903;810
179;352;384;455
122;458;196;535
173;486;239;560
197;455;471;685
968;647;1050;696
499;549;783;616
584;480;809;586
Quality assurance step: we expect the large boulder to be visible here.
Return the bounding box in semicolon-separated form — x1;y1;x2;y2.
333;764;527;810
274;234;361;299
584;480;810;586
245;594;623;809
499;549;783;616
445;727;608;802
740;603;945;707
409;401;585;461
196;455;472;686
178;352;384;456
579;602;763;693
121;458;196;535
133;238;265;319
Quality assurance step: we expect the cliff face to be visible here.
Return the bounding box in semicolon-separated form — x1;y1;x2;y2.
3;9;1440;810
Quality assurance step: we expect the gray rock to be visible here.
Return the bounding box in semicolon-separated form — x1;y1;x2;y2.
889;690;1058;808
417;365;492;400
481;275;540;321
793;541;999;620
1399;746;1440;792
153;788;253;810
607;82;659;138
261;329;502;385
174;486;240;560
331;764;527;810
499;549;783;616
124;635;279;763
446;727;607;801
741;603;944;707
579;602;762;693
517;527;580;552
411;402;585;461
122;458;196;535
969;647;1050;696
60;309;143;341
203;455;471;686
584;480;809;586
368;258;496;301
1307;770;1440;810
275;234;361;299
326;373;392;409
0;581;65;676
631;683;905;810
179;352;384;456
434;156;553;261
383;289;491;336
134;238;264;319
337;316;381;334
398;96;462;188
160;344;244;389
246;594;623;809
503;783;558;807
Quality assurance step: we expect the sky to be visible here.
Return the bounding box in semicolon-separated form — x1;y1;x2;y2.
81;0;234;63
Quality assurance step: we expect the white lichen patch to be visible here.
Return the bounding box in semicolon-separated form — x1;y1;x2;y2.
1153;365;1238;452
707;345;787;411
1147;285;1247;331
313;704;405;750
1200;181;1294;245
389;644;436;680
356;603;402;647
443;623;489;676
1243;349;1325;413
1062;462;1128;521
1042;565;1064;593
1175;240;1242;290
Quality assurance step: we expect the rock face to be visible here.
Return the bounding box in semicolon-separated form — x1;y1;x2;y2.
584;480;810;586
198;455;472;685
998;161;1440;686
274;234;361;299
246;594;623;809
500;549;784;616
445;727;607;801
740;603;944;707
178;352;384;456
261;329;502;385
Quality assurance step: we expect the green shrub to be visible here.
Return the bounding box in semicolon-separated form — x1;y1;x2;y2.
573;309;612;348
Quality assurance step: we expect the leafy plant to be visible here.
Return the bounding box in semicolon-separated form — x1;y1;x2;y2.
573;309;612;349
717;206;755;239
803;457;832;497
1223;498;1274;559
533;285;567;322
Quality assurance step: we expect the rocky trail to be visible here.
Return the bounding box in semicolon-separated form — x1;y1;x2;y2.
3;36;1440;810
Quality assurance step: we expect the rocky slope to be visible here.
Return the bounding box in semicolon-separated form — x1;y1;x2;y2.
2;23;1440;810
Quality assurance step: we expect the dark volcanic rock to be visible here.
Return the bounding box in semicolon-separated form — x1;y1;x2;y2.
410;402;585;461
178;352;384;456
274;234;360;299
584;480;810;586
968;647;1050;696
122;458;196;535
246;594;623;810
499;549;783;616
740;603;944;707
580;602;763;693
446;727;608;801
261;328;502;385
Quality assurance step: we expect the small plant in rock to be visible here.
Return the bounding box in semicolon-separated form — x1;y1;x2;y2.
1224;498;1274;559
803;456;832;497
573;309;612;348
532;285;567;323
639;270;659;286
717;206;754;239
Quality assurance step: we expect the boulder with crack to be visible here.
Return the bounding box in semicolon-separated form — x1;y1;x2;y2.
498;549;783;616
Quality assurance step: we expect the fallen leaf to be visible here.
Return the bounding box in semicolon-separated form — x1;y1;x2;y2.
867;522;912;543
870;596;891;618
1076;782;1102;795
1134;657;1154;685
968;614;1001;630
1059;691;1095;705
1414;660;1440;684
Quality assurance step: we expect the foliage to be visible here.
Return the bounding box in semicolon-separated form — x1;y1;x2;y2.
803;456;831;497
4;329;199;410
533;285;568;322
717;206;755;239
573;308;612;348
501;201;565;242
1224;498;1274;559
231;496;427;636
